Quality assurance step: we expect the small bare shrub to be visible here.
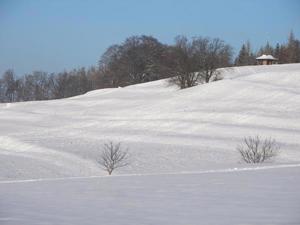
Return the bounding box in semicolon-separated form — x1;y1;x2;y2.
237;136;280;163
98;141;130;175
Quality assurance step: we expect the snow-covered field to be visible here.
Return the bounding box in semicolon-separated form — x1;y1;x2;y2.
0;63;300;224
1;165;300;225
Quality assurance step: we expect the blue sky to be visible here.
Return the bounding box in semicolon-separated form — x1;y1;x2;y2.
0;0;299;75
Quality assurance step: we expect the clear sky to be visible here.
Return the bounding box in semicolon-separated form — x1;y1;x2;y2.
0;0;299;76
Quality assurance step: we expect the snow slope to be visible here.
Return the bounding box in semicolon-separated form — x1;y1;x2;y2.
1;165;299;225
0;63;300;180
1;64;300;225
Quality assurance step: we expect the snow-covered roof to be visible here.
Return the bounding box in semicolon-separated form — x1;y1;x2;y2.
256;54;278;60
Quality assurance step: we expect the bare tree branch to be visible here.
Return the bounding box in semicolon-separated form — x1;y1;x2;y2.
237;136;280;163
98;141;130;175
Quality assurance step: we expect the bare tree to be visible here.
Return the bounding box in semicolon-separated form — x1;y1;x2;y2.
237;136;280;163
98;141;130;175
167;36;199;88
1;70;18;102
194;37;233;83
168;36;232;89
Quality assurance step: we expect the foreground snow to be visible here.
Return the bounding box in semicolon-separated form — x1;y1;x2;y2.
1;63;300;180
1;165;299;225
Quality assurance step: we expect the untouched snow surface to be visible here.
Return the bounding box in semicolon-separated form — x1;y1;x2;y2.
1;166;299;225
0;63;300;224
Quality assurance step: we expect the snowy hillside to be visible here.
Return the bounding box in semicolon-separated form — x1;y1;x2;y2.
1;63;300;180
1;64;300;225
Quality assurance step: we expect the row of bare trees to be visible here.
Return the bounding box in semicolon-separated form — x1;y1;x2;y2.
100;35;233;89
1;32;299;102
0;67;108;102
0;35;232;102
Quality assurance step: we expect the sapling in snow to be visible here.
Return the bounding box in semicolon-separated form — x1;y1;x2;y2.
98;141;130;175
237;136;280;163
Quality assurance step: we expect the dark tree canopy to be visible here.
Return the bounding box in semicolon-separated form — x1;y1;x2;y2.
99;35;170;87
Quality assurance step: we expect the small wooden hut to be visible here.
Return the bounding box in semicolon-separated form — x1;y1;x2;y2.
256;54;278;65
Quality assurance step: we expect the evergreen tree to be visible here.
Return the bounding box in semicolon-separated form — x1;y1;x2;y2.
274;43;280;59
287;30;300;63
235;41;256;66
257;41;274;56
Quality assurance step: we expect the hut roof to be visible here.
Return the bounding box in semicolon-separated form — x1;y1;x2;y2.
256;54;278;60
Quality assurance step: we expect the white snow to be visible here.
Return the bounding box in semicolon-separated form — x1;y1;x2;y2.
0;63;300;224
256;54;278;60
1;63;300;180
1;166;299;225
